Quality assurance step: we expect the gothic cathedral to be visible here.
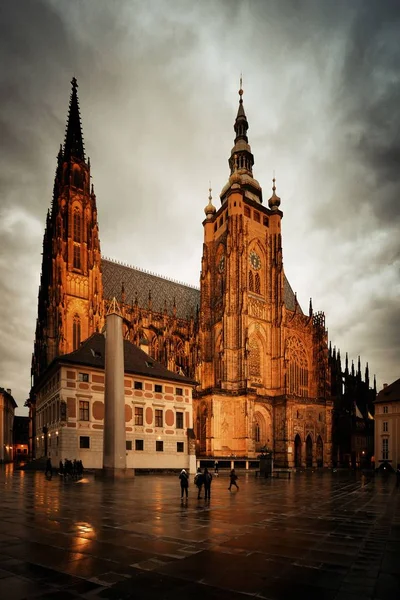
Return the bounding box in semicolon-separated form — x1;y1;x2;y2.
32;79;333;468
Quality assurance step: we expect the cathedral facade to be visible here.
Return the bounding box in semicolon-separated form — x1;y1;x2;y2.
31;79;333;468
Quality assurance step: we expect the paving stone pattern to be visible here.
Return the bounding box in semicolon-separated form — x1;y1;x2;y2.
0;466;399;599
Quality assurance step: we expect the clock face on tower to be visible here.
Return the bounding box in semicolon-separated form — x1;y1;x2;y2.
218;254;225;273
249;250;261;270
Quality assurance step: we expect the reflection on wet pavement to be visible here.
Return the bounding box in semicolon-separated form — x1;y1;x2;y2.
0;466;399;599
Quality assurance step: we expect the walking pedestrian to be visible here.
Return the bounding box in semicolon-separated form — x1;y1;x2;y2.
45;457;53;478
179;468;189;500
204;467;213;501
59;460;64;477
228;468;239;491
194;467;204;499
214;460;219;476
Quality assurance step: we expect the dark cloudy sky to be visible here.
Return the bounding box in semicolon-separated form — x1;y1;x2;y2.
1;0;399;414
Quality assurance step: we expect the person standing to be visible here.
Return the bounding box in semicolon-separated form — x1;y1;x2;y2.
214;460;219;476
204;467;213;501
45;457;53;478
194;467;204;499
179;469;189;500
228;468;239;491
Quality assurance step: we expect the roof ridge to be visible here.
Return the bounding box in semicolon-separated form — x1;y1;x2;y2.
102;256;200;291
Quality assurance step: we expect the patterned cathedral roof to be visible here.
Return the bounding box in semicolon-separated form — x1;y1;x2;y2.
102;259;200;319
102;258;301;318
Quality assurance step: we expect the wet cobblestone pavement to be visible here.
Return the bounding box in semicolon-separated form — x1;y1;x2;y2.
0;466;399;599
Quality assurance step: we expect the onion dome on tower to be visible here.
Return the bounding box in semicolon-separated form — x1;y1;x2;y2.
204;185;216;219
268;177;281;211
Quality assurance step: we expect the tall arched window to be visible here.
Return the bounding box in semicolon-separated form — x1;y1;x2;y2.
286;337;309;397
249;270;254;292
73;315;81;351
73;210;81;242
255;273;261;294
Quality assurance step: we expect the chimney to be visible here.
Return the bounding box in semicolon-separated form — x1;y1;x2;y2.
383;383;388;388
6;388;11;395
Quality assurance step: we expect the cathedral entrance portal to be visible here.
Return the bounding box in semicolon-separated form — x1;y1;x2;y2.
316;436;323;468
294;434;302;468
306;435;313;468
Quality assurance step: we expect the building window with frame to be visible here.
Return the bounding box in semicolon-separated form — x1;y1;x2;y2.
176;387;183;396
79;400;89;421
155;409;163;427
134;406;143;426
177;442;184;453
73;244;81;269
134;381;143;390
78;372;89;382
383;421;388;432
383;406;388;414
126;440;132;450
73;210;81;242
154;384;162;393
135;439;144;451
79;436;90;449
255;272;261;294
249;270;254;292
156;440;163;452
176;412;184;429
382;438;389;460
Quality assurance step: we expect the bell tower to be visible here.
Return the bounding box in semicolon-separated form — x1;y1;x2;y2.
32;78;103;385
196;82;284;457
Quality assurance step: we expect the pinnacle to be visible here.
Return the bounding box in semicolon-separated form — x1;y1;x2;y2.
63;77;86;161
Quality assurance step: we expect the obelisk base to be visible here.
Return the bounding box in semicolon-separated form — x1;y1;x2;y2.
95;468;135;479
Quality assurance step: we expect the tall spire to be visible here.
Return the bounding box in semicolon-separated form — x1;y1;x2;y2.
220;77;262;205
64;77;85;161
229;77;253;176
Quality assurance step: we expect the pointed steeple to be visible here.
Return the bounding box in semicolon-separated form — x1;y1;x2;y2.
64;77;85;161
229;77;253;176
365;362;370;387
234;76;249;143
220;78;262;205
345;352;349;374
309;297;313;317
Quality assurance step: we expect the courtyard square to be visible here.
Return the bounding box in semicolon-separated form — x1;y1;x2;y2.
0;467;399;600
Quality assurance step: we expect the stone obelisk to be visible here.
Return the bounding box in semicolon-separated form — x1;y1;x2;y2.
101;298;133;478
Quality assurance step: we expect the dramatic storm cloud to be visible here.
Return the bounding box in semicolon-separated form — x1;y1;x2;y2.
0;0;399;413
